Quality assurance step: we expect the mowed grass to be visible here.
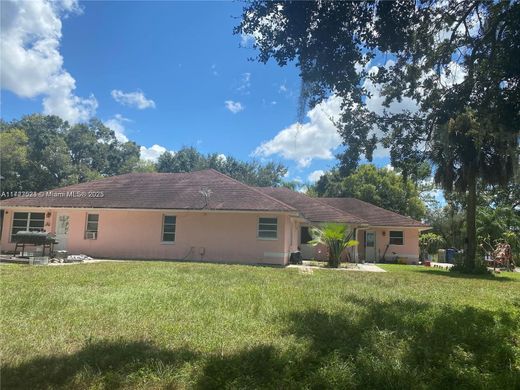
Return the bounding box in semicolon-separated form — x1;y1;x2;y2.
1;262;519;389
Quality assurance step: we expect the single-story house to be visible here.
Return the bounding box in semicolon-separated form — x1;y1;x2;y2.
0;169;429;265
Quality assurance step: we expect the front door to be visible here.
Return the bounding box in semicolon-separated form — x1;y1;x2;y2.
299;226;314;259
55;214;70;251
365;231;376;262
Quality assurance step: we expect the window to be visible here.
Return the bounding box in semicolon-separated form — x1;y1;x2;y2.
258;217;277;239
365;231;375;247
162;215;176;242
85;214;99;239
389;231;404;245
300;226;312;244
11;212;45;241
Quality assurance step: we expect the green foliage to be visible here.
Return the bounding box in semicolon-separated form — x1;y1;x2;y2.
0;115;141;193
156;146;288;187
237;0;519;273
1;262;519;388
419;233;446;256
477;206;520;263
0;127;29;191
132;160;157;173
316;164;427;220
156;147;204;173
425;202;466;250
450;255;491;275
309;223;358;268
1;115;289;192
426;188;520;264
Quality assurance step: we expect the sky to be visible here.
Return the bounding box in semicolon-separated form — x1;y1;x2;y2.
1;0;411;186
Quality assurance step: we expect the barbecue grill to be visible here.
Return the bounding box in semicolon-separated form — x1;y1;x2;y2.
12;231;57;257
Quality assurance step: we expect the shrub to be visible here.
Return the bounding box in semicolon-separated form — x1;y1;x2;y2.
309;223;359;268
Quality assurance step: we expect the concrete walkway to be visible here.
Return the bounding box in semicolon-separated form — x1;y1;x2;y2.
351;263;387;272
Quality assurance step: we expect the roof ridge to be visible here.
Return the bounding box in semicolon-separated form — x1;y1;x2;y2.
206;169;297;211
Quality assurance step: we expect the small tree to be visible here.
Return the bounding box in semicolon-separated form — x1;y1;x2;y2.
419;233;446;260
309;223;359;268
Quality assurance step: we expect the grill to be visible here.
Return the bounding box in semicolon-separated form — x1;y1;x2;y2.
12;231;58;257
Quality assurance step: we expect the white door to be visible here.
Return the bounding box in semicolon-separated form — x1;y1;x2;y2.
365;231;376;262
55;214;70;251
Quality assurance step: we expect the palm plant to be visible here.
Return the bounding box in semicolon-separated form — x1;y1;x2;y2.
309;223;359;268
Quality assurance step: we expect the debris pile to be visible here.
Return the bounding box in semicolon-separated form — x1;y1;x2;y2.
49;254;93;264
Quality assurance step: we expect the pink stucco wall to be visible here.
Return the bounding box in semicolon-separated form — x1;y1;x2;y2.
300;225;420;263
357;227;420;263
0;208;298;265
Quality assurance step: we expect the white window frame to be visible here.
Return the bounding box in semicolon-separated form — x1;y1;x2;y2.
10;211;45;241
161;215;176;244
258;217;278;240
389;230;404;246
85;213;99;240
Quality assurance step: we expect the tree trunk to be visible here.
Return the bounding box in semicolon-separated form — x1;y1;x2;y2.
465;170;477;270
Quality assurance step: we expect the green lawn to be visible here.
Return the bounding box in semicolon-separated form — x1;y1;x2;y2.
1;262;519;389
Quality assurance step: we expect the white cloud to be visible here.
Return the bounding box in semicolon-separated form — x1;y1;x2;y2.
256;57;463;166
364;62;419;116
104;114;130;143
224;100;244;114
217;153;227;162
362;59;466;157
111;89;156;109
255;71;414;165
211;64;218;76
253;95;343;167
0;0;97;123
440;61;466;87
278;83;294;97
307;170;325;183
237;72;251;94
362;61;422;157
140;144;173;162
240;33;256;47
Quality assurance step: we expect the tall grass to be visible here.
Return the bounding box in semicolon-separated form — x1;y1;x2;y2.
1;262;519;389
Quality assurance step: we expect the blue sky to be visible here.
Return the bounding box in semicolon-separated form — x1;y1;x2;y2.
1;0;395;185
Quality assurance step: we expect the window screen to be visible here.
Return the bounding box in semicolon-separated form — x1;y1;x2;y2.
258;217;277;239
162;215;176;242
389;231;404;245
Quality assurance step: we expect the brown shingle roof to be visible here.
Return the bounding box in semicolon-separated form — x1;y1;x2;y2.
255;187;367;224
319;198;428;228
0;170;296;212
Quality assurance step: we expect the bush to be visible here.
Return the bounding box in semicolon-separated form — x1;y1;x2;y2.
419;233;446;258
450;253;491;275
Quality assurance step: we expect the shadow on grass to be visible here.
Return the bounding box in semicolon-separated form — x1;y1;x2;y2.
1;341;292;389
418;268;518;282
3;299;519;389
1;341;197;389
286;295;520;389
